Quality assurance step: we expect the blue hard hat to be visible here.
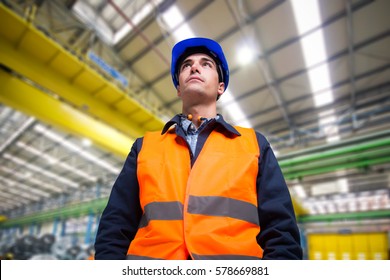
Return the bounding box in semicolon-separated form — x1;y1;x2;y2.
171;37;229;92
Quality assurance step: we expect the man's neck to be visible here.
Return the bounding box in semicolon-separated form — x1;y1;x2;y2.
182;106;217;128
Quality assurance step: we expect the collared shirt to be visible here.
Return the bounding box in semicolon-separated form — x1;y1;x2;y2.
161;114;240;165
180;115;219;156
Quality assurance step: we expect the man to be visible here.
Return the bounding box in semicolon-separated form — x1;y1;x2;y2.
94;37;302;260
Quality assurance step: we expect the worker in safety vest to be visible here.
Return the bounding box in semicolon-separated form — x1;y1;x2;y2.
94;37;302;260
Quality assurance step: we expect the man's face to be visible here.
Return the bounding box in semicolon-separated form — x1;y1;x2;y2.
177;53;224;104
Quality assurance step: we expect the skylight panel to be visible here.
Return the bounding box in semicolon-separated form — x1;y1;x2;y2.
161;5;184;30
291;0;339;142
291;0;334;107
113;0;165;44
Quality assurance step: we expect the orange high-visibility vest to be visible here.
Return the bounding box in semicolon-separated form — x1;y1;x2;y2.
127;126;263;260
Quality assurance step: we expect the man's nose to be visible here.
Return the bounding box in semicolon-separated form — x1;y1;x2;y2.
190;62;201;73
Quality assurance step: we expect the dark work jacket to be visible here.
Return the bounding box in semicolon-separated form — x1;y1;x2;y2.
94;114;302;260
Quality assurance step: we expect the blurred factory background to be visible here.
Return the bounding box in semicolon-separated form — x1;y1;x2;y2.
0;0;389;260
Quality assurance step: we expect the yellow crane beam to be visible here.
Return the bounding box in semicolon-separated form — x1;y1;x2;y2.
0;70;132;159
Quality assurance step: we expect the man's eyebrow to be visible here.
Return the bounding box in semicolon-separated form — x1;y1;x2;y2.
201;57;216;65
181;58;193;66
181;56;216;67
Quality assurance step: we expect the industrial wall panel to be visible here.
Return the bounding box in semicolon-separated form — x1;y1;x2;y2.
307;232;389;260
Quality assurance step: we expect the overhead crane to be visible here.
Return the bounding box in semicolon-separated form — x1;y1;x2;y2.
0;3;165;159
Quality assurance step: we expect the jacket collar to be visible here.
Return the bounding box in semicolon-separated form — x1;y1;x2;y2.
161;114;241;136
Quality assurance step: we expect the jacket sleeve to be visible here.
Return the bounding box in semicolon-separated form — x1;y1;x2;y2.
94;138;143;260
255;132;303;260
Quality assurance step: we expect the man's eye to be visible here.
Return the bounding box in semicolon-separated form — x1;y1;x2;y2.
181;64;190;70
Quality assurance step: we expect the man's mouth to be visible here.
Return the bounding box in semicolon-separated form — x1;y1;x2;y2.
186;76;203;83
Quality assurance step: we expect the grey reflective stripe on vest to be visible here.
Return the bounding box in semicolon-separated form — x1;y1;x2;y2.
191;253;261;260
187;195;259;225
139;201;183;228
126;255;163;260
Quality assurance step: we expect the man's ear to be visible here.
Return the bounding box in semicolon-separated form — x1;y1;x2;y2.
218;82;225;93
177;85;181;97
216;82;225;100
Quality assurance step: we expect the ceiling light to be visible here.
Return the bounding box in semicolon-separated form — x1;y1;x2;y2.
47;157;58;165
237;46;256;66
161;5;195;41
82;138;92;147
291;0;321;34
300;32;327;67
161;5;184;30
173;25;196;42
